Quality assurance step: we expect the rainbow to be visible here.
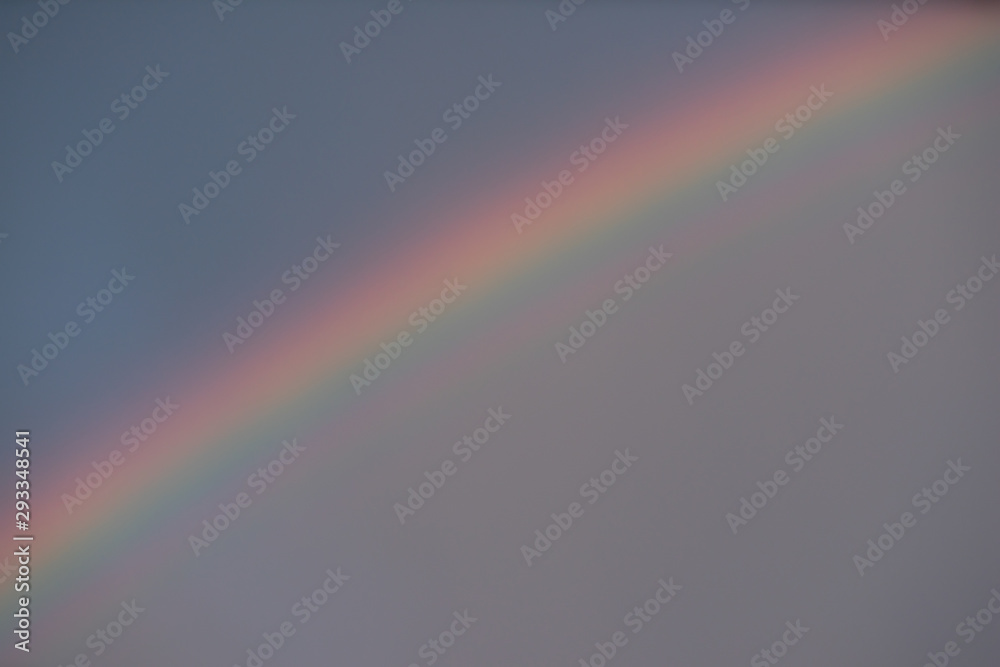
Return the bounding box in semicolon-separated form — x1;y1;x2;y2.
23;7;1000;650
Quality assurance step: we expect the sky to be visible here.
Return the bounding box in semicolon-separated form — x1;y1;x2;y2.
1;1;999;666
